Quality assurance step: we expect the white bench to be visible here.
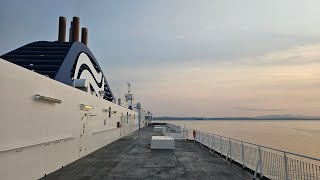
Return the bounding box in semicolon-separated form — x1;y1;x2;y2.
150;136;175;150
154;126;164;132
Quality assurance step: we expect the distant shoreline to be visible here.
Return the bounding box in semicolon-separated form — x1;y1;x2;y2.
154;117;320;121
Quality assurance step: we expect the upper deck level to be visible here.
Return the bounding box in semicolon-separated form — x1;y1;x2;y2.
43;125;253;180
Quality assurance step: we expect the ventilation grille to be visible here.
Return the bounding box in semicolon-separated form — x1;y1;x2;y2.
1;41;72;78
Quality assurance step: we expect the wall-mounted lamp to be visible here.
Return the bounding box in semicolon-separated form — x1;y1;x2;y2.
34;94;62;104
80;104;94;111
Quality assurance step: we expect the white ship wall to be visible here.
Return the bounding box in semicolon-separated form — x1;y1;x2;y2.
0;59;143;180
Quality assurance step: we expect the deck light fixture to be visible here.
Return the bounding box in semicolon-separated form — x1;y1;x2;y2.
80;104;94;111
34;94;62;104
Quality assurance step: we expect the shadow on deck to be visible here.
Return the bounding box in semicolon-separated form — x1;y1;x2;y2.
42;126;254;180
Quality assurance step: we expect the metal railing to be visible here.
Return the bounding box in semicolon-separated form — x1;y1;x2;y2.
180;127;320;180
0;136;74;153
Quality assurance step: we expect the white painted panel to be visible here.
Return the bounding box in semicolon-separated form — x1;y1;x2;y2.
0;144;46;180
0;59;143;180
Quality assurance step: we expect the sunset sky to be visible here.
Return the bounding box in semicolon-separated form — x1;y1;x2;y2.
1;0;320;117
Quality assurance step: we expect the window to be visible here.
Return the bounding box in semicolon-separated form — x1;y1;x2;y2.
104;119;106;125
109;107;111;118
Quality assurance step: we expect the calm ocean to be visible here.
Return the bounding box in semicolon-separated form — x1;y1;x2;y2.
161;120;320;158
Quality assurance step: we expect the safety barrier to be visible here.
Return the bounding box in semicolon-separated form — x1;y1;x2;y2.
180;127;320;180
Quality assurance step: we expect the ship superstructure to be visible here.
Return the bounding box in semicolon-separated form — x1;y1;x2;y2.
0;17;114;102
0;16;150;180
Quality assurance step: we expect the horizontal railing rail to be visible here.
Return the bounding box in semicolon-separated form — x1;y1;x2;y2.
0;136;75;153
92;127;120;135
179;127;320;180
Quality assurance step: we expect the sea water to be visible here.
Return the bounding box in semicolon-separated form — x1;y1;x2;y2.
162;120;320;158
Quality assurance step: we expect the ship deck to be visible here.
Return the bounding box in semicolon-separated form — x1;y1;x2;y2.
43;126;254;180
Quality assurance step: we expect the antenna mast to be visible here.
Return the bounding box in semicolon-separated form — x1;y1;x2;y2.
125;82;134;109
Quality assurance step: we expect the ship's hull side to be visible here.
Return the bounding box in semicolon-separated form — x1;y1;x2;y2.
0;59;142;180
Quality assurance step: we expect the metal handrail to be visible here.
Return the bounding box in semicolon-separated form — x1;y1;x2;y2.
192;129;320;161
0;136;74;153
180;127;320;180
92;127;119;135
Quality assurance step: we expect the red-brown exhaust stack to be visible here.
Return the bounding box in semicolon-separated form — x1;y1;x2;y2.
58;16;66;42
58;16;88;45
81;27;88;46
69;20;73;42
71;16;80;42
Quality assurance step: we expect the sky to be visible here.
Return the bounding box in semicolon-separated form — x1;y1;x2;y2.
1;0;320;117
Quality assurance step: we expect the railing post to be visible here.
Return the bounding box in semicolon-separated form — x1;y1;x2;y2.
284;152;289;180
187;129;189;140
229;139;232;162
185;129;187;140
182;128;184;139
212;134;215;153
210;134;215;153
182;127;184;139
202;132;205;146
220;136;223;156
193;130;199;142
259;146;263;178
254;146;263;179
254;146;260;178
241;141;245;168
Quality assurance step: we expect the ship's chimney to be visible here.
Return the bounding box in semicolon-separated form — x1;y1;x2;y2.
69;21;73;42
58;16;66;42
71;16;80;42
81;27;88;46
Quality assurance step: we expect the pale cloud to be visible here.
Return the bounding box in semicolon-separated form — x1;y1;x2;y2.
122;43;320;117
240;43;320;65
